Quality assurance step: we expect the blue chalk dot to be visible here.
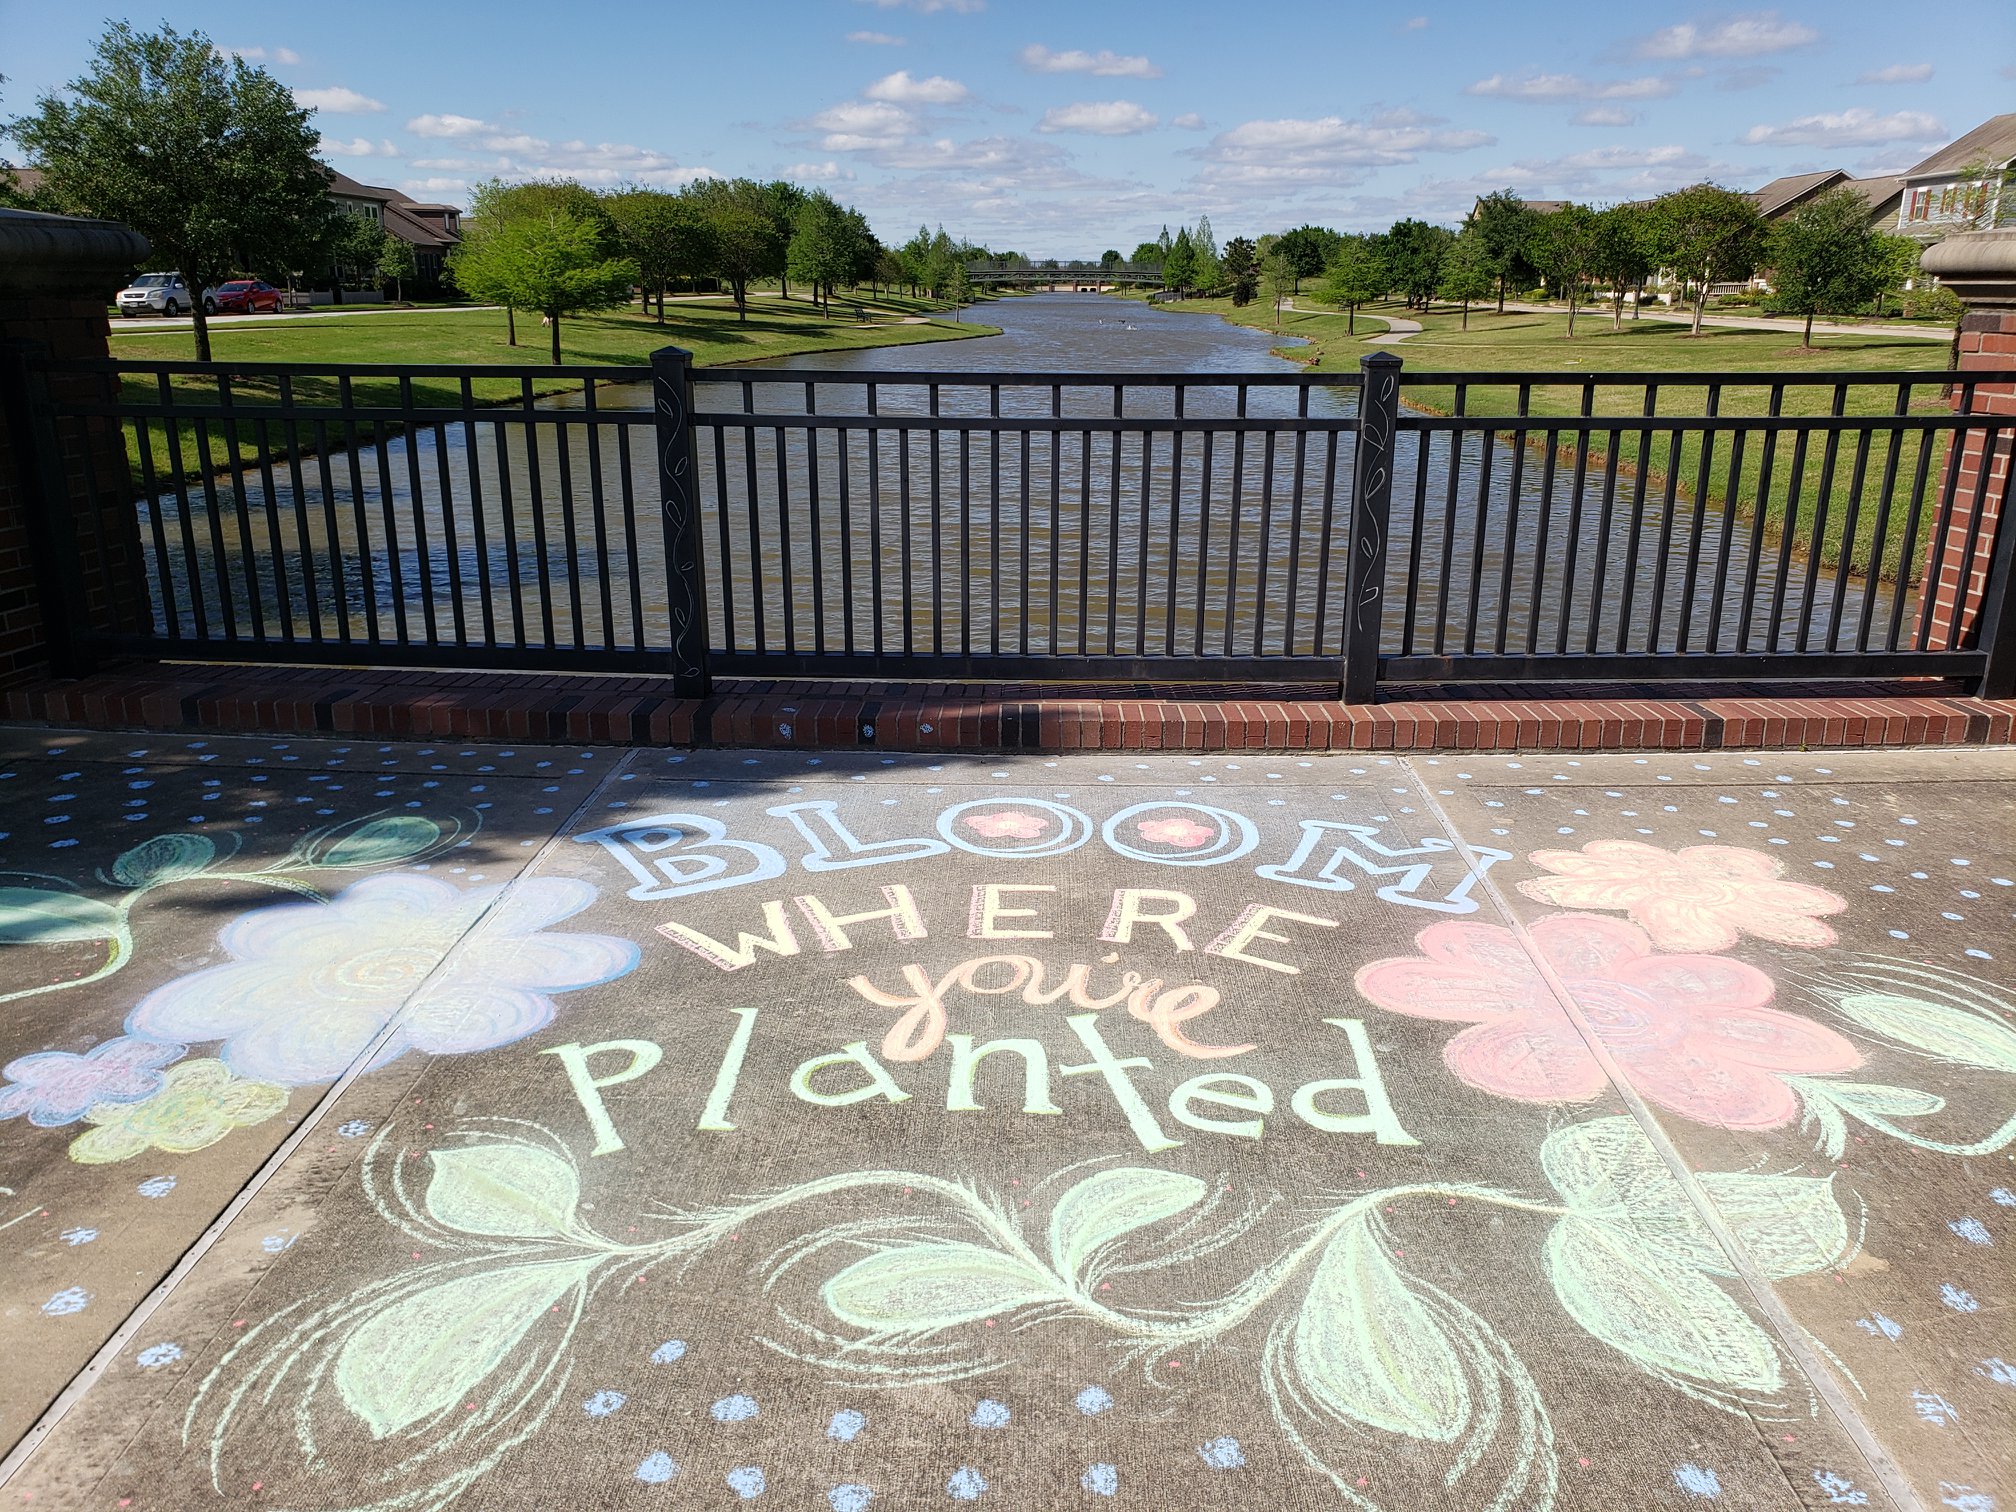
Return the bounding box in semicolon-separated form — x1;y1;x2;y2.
1081;1464;1118;1496
1675;1463;1722;1498
829;1486;875;1512
1949;1217;1994;1246
650;1339;687;1364
1198;1437;1245;1470
1993;1188;2016;1208
635;1451;677;1485
946;1467;986;1500
827;1408;866;1443
583;1390;626;1418
137;1176;175;1198
1942;1284;1980;1313
136;1342;182;1367
726;1466;766;1499
969;1399;1010;1429
713;1393;759;1423
1074;1385;1113;1416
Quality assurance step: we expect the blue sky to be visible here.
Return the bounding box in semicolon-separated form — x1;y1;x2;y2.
3;0;2011;256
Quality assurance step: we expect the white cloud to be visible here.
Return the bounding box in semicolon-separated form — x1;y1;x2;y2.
864;69;970;104
1403;15;1428;27
406;113;494;138
1855;62;1933;84
1632;12;1818;59
322;136;401;157
1172;112;1206;130
1574;106;1639;126
1468;72;1672;101
859;0;984;11
295;86;386;114
1198;111;1492;188
847;29;904;43
225;45;302;65
810;99;917;151
1037;100;1159;135
784;160;855;182
1742;107;1946;146
1019;45;1161;78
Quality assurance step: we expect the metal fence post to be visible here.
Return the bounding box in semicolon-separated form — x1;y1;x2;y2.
0;340;92;677
651;344;711;698
1973;451;2016;700
1339;350;1400;704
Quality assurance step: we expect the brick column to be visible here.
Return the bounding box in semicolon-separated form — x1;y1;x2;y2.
0;207;152;685
1917;229;2016;655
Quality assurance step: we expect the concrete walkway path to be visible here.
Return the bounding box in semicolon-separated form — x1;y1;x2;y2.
1;727;2011;1511
1281;297;1423;342
1498;300;1955;343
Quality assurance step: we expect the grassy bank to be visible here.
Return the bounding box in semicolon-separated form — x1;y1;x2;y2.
1161;295;1956;579
110;294;998;483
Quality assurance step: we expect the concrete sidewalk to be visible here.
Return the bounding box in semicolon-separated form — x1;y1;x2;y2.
0;728;2011;1510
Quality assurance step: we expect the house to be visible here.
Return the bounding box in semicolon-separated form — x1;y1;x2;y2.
324;170;462;294
1895;111;2016;238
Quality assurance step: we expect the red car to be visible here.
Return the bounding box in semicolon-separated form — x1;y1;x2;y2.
211;279;285;315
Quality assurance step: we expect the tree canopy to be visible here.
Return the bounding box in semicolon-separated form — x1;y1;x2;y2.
9;20;333;359
1651;183;1767;335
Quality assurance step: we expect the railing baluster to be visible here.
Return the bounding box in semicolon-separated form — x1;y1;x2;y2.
1855;383;1912;653
1736;385;1785;653
458;378;494;648
1794;383;1850;651
1673;384;1721;652
398;375;438;647
518;376;553;648
805;382;826;656
1222;385;1246;657
1554;383;1594;656
1613;385;1658;655
275;374;320;641
1284;388;1309;656
1495;384;1529;655
581;380;613;650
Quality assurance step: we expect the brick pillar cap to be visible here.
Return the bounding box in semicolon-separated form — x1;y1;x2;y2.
0;207;151;299
1922;228;2016;312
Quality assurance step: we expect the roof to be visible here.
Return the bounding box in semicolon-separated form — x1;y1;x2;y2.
1748;169;1848;218
381;200;457;251
1843;175;1904;214
399;202;458;215
324;168;396;203
1902;112;2016;181
2;167;48;195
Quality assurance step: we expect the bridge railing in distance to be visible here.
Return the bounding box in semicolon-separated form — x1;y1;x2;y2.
17;349;2015;704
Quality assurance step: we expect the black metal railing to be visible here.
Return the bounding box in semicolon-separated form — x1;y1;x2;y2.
18;348;2016;703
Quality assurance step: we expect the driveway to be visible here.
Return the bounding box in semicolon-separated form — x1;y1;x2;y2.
1;729;2011;1510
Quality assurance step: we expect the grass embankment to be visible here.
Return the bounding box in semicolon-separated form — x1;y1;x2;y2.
111;293;998;483
1160;295;1956;579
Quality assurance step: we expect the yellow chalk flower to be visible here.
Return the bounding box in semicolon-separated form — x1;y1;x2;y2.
69;1058;287;1164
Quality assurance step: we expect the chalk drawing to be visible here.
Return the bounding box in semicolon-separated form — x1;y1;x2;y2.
1255;821;1510;915
650;1339;687;1365
1949;1218;1993;1246
946;1467;986;1499
0;1035;183;1127
1081;1463;1118;1495
1942;1285;1980;1313
1673;1463;1722;1498
829;1485;875;1511
188;1112;1857;1512
1814;1468;1870;1504
635;1451;677;1484
1518;839;1846;951
726;1466;767;1498
68;1059;286;1163
573;812;787;899
826;1408;866;1442
1912;1390;1958;1426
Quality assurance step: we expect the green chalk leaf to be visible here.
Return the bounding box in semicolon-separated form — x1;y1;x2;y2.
111;832;215;888
1540;1116;1724;1271
1833;992;2016;1074
1697;1171;1850;1279
320;815;442;867
335;1256;595;1439
1546;1216;1782;1398
426;1144;581;1239
1046;1167;1206;1280
0;886;121;944
1282;1212;1469;1442
821;1242;1055;1335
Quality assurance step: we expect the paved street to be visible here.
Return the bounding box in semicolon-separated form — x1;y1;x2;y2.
0;729;2011;1511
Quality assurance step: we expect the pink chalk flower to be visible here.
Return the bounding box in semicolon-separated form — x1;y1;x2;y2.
1352;913;1862;1130
1134;816;1217;849
1517;840;1846;953
961;810;1051;840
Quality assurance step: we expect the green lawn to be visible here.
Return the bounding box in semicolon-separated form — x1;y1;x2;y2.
1172;296;1960;580
108;295;998;484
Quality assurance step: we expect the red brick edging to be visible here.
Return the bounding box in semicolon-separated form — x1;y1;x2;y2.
3;663;2011;752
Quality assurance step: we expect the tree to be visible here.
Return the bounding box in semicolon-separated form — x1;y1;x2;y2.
9;21;333;360
1471;189;1539;314
1220;236;1258;306
686;177;786;319
1129;239;1164;269
760;180;808;298
1163;227;1198;293
605;186;715;321
1273;225;1341;293
1437;227;1494;330
1321;236;1386;334
1593;203;1656;331
1765;186;1891;347
786;191;858;312
1384;219;1452;310
1533;202;1602;337
451;211;634;362
1649;183;1767;336
1099;248;1122;268
1191;215;1222;294
321;212;388;306
375;234;417;302
944;263;972;318
1262;249;1296;332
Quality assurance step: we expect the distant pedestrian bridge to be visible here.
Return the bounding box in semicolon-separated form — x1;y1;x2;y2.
965;260;1162;289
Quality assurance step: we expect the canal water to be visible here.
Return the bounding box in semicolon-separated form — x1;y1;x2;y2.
143;292;1906;665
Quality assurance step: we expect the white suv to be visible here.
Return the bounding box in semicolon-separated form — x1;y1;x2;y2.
116;273;218;317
